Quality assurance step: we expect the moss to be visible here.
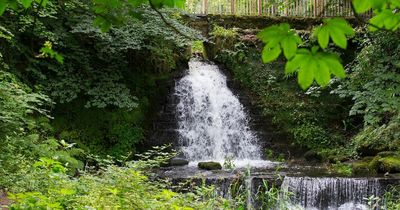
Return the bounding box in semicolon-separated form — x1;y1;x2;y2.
377;151;400;158
198;162;222;170
352;157;376;176
369;153;400;173
378;157;400;173
330;162;352;176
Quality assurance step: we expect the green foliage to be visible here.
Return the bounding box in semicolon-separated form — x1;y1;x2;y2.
37;41;64;64
334;32;400;126
292;122;330;150
257;180;293;210
258;0;400;90
210;25;238;38
351;116;400;153
264;149;285;162
353;0;400;31
383;185;400;209
313;18;354;49
0;71;51;135
7;154;232;210
285;47;345;89
329;162;353;176
0;69;83;191
258;22;347;89
0;0;199;159
53;101;147;158
191;40;205;55
257;23;302;61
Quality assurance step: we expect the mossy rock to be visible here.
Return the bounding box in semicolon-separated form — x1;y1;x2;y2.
377;156;400;173
376;151;400;158
352;157;376;176
369;153;400;173
198;162;222;170
167;158;189;166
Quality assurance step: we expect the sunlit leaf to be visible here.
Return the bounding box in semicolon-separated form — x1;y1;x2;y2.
258;23;302;63
317;27;329;49
352;0;372;13
262;46;281;63
314;60;331;86
330;26;347;49
20;0;33;9
285;54;304;74
0;0;7;15
281;36;297;59
298;58;315;90
314;18;353;49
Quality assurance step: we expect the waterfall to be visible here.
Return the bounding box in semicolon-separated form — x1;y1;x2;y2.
175;60;261;163
280;176;382;210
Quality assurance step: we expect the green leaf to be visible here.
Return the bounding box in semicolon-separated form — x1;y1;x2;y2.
281;37;297;59
285;54;304;74
0;0;7;15
286;48;346;89
262;46;281;63
330;26;347;49
317;27;329;49
298;58;315;90
325;56;345;78
330;18;354;36
314;60;331;86
20;0;33;9
258;23;302;63
315;18;353;49
353;0;372;13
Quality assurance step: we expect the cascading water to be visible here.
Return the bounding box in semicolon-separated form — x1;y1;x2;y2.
175;60;261;163
280;176;382;210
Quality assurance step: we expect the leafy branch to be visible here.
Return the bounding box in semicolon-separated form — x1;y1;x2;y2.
258;0;400;90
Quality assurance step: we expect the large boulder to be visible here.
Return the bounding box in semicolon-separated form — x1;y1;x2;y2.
198;161;222;170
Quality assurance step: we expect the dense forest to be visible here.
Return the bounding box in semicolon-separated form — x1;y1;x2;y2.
0;0;400;209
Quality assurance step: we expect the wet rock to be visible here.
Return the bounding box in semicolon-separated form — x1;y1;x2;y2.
168;158;189;166
198;162;222;170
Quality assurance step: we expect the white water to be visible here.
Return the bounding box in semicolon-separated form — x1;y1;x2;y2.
175;60;261;164
280;176;381;210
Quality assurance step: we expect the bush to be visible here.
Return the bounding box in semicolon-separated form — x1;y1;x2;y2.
292;123;330;150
